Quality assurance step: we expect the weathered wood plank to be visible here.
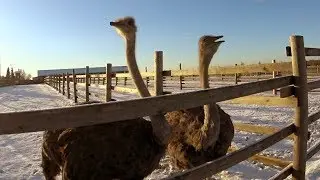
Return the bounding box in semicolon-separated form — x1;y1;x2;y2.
0;76;292;135
62;73;65;95
287;46;320;56
66;73;70;99
58;75;61;93
290;35;308;180
164;124;295;180
225;95;297;107
106;64;112;102
272;60;277;95
85;66;90;102
155;51;163;96
228;146;291;168
308;79;320;91
308;111;320;124
234;122;295;140
171;62;293;76
280;86;295;98
72;69;78;103
307;140;320;160
268;164;293;180
179;76;183;90
74;64;319;80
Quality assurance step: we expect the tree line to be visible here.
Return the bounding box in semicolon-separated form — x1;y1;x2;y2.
3;67;32;80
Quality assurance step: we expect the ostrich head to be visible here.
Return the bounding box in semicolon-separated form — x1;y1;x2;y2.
198;35;224;67
110;16;137;41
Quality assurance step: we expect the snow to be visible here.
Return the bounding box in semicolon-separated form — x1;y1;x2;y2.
0;83;320;179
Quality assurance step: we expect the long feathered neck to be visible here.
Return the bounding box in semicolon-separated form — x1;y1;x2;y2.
199;52;211;89
198;48;220;150
125;36;150;97
125;34;171;145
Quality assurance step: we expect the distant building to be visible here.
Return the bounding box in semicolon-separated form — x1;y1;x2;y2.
15;71;21;79
37;66;128;77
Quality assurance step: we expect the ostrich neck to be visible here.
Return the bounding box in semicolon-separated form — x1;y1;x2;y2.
125;36;170;145
199;53;220;150
125;37;151;97
199;55;210;89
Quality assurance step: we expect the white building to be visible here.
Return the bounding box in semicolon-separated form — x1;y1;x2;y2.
37;66;128;77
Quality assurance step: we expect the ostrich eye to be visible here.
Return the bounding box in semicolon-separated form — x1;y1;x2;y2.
127;19;134;26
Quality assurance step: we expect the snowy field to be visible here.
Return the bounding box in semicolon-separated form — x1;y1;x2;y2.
1;83;320;179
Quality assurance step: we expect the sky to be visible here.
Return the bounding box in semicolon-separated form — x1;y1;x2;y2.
1;0;320;77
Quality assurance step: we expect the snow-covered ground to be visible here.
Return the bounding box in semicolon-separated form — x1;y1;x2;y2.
0;83;320;179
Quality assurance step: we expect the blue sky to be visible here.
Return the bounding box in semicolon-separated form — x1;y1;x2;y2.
1;0;320;76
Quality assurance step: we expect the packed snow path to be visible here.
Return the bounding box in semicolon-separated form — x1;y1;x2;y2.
0;84;320;179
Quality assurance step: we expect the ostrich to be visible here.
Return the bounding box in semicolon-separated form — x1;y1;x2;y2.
41;17;171;180
165;35;235;169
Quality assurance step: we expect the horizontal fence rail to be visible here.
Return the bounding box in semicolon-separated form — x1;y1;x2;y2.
0;76;292;135
68;64;320;79
307;140;320;160
307;79;320;91
269;163;293;180
164;124;295;180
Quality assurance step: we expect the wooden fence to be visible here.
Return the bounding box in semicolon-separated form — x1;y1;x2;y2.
2;35;320;179
46;62;320;99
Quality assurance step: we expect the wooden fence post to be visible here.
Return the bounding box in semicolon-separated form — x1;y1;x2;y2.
85;66;90;102
66;73;70;99
290;35;308;180
178;62;184;90
97;76;100;85
72;69;78;103
102;77;105;85
53;75;55;89
58;75;61;93
272;60;277;95
146;76;149;87
145;67;148;72
179;76;183;90
62;73;65;95
115;77;118;86
235;64;238;85
56;75;58;90
234;74;238;85
155;51;163;95
106;63;112;102
49;76;52;86
124;77;127;86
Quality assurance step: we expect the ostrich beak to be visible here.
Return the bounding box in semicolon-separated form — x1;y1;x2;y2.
215;35;225;43
110;21;121;27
